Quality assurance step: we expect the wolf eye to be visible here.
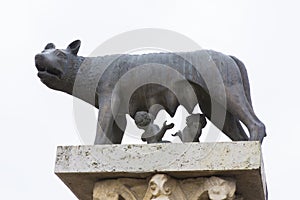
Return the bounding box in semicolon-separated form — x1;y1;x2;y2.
55;50;66;59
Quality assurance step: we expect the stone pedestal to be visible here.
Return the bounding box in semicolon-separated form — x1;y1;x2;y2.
55;142;267;200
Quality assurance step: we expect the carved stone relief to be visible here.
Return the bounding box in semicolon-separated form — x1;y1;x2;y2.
93;174;241;200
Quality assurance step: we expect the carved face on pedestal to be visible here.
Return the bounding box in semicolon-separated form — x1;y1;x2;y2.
148;174;171;199
206;177;236;200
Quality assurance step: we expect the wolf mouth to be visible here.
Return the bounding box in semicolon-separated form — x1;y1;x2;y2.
36;65;63;79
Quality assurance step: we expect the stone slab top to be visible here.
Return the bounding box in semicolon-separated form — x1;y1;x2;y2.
55;141;262;175
55;142;266;200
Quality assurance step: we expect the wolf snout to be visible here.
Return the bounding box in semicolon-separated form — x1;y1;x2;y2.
35;54;63;79
35;54;46;71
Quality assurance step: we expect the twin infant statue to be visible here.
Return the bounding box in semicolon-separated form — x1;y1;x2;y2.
134;111;207;143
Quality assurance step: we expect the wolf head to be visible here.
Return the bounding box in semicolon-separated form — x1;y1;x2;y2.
35;40;84;94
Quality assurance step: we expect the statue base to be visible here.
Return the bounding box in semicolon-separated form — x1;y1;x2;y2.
55;142;267;200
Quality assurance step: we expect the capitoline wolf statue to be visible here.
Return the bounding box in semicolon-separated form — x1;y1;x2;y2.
34;40;266;144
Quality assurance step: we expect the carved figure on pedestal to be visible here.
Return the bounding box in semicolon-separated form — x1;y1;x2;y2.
172;114;207;142
134;111;174;144
143;174;172;200
93;174;241;200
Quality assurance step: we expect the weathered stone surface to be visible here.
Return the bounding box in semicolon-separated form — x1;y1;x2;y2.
93;174;238;200
55;142;267;200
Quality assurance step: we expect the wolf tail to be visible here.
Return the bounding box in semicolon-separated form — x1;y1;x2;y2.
229;55;253;108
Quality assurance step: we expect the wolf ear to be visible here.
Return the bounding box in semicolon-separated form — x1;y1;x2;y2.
45;43;55;50
67;40;81;55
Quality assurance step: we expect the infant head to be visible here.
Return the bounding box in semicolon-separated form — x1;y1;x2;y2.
134;111;153;127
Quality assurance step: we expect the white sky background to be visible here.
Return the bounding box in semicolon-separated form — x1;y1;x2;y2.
0;0;299;199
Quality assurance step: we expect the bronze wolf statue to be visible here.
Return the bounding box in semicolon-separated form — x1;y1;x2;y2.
35;40;266;144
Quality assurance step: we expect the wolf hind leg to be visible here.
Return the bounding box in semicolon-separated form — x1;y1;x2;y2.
222;112;249;141
226;84;266;143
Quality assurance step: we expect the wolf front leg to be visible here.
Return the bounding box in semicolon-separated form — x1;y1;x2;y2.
94;95;126;144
